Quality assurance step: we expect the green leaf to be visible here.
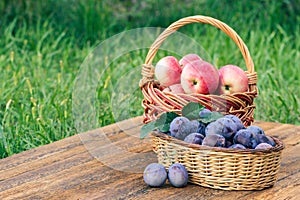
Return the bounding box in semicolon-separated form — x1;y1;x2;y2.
182;102;205;120
140;121;156;139
155;112;179;132
140;112;179;139
199;112;224;124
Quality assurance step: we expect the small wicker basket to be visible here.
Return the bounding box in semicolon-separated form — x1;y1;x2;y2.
139;15;284;190
151;131;284;190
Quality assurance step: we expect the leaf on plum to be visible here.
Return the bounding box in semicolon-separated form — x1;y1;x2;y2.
182;102;205;120
199;111;224;124
140;112;179;139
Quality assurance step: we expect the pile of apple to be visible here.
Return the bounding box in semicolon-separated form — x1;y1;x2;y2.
155;54;248;95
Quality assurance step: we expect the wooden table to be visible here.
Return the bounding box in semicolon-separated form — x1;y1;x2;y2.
0;116;299;200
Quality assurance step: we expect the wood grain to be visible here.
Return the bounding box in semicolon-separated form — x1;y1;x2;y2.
0;116;299;200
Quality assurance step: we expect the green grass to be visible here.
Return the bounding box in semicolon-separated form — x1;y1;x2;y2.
0;0;299;158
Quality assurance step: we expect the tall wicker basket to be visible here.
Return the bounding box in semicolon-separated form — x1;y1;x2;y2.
139;15;284;190
139;15;258;126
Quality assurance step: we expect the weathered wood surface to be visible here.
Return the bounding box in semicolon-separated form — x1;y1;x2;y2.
0;116;299;200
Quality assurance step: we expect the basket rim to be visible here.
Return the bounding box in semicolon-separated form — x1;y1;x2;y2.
151;131;285;154
141;81;258;126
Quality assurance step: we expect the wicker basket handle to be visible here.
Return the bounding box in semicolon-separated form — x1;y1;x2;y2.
140;15;255;87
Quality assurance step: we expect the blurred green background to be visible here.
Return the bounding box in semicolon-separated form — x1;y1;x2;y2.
0;0;299;158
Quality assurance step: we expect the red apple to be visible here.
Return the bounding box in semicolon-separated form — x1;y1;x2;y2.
163;83;185;94
218;65;248;95
155;56;182;87
179;53;202;68
180;60;219;94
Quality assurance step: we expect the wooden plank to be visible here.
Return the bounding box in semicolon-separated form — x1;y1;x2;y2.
0;117;299;199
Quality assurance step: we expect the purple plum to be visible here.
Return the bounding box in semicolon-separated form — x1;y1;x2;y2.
168;163;188;188
224;114;244;130
169;117;198;140
205;117;237;139
202;134;226;147
228;143;246;149
255;143;273;150
184;133;204;144
233;129;259;149
143;163;167;187
247;125;265;135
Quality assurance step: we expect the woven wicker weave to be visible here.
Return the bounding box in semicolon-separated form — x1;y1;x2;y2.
151;131;284;190
140;15;284;190
139;15;258;126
